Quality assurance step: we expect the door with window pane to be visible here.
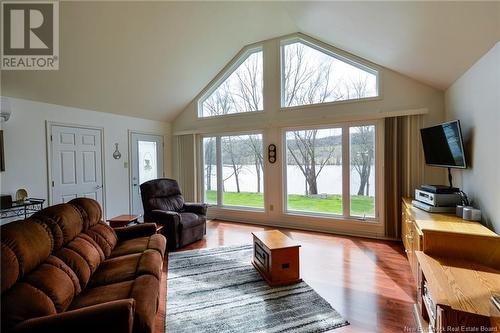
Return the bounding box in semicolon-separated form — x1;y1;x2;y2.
130;133;164;215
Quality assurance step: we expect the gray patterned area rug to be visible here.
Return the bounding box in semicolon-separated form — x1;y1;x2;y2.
166;244;349;333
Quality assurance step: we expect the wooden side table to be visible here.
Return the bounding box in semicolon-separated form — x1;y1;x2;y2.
108;214;140;228
251;230;301;287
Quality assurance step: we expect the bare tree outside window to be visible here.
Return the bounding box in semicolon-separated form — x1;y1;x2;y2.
350;126;375;196
286;129;338;195
282;41;377;108
350;126;376;217
200;40;377;217
203;137;217;204
201;50;263;117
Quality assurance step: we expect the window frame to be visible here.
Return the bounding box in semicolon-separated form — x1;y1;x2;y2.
197;46;264;119
280;36;381;110
200;130;266;211
282;120;381;223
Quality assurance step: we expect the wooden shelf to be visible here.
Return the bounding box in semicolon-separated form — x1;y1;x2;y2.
403;197;500;332
416;251;500;318
413;303;430;333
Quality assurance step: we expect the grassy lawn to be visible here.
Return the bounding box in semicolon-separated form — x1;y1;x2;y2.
205;190;374;216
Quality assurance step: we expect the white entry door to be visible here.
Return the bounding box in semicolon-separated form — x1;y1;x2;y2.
130;133;164;215
50;125;104;207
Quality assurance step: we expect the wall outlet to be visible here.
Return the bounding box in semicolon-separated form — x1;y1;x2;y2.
124;161;128;168
269;204;274;211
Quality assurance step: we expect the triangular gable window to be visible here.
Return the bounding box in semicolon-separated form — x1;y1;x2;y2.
281;39;378;108
199;48;263;118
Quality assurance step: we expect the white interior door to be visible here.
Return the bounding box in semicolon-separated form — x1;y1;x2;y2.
50;125;104;207
130;133;164;215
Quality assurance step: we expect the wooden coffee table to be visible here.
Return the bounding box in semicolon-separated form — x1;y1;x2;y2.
251;230;301;287
108;214;140;228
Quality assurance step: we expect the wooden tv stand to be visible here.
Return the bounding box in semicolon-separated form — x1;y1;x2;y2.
415;251;499;332
401;198;497;283
402;198;500;332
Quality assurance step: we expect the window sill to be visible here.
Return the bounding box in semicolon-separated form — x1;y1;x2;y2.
209;205;265;213
284;211;380;224
280;95;382;112
197;109;265;120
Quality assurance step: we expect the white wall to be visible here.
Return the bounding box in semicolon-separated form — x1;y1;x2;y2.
0;97;171;223
445;42;500;232
172;34;446;238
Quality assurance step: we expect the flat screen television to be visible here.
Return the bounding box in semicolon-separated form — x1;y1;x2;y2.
420;120;466;169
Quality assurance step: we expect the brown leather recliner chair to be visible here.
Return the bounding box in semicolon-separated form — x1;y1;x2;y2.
140;178;207;251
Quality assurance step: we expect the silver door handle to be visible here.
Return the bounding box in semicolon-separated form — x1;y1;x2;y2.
96;185;102;190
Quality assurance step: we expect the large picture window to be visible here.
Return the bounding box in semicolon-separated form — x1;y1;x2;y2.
285;123;377;219
202;134;264;209
281;40;378;108
286;128;343;214
199;48;263;118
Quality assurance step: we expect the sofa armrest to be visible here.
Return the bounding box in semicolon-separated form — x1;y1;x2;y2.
114;223;157;241
13;299;135;333
150;210;181;250
150;209;181;223
183;202;208;215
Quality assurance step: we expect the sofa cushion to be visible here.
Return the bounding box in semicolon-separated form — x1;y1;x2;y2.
89;250;162;287
85;222;118;257
33;204;83;250
1;219;53;292
110;234;166;259
69;275;159;333
1;256;82;331
1;282;57;331
69;198;103;230
179;212;204;229
55;233;105;289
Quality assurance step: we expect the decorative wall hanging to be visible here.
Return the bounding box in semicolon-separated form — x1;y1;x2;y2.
268;144;277;164
113;143;122;160
15;189;28;203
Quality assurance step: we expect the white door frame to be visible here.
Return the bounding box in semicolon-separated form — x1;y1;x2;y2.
46;121;106;217
128;130;165;215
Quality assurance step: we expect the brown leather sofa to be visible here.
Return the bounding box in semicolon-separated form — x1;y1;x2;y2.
140;178;207;251
1;198;166;333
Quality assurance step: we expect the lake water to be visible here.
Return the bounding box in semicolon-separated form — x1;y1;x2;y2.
205;164;375;196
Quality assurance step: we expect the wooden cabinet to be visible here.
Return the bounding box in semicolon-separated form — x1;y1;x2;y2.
402;198;500;332
401;199;422;283
401;197;496;283
415;250;499;332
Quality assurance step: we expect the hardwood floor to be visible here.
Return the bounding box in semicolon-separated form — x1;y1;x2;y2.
155;220;417;333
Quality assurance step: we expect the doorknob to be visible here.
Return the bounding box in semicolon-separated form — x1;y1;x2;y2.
96;185;102;190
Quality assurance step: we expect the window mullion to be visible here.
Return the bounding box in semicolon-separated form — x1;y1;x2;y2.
216;136;223;207
342;126;350;217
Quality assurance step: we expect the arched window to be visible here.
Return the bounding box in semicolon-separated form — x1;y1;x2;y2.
281;39;378;108
198;47;263;118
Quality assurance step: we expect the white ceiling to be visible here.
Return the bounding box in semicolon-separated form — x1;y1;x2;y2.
2;1;499;122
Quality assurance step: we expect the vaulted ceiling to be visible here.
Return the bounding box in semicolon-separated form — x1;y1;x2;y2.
2;1;499;122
